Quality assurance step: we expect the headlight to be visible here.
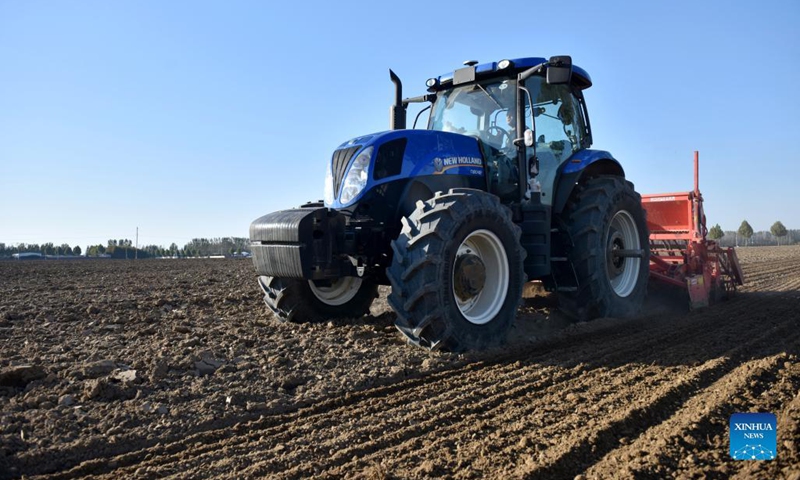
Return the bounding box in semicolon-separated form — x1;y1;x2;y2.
339;146;373;205
323;161;334;205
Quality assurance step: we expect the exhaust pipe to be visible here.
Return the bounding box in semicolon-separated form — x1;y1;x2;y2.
389;69;406;130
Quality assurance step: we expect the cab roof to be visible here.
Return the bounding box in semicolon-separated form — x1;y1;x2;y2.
431;57;592;91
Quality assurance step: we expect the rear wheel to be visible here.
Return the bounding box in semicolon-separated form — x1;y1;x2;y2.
558;176;649;320
258;276;378;322
387;189;525;351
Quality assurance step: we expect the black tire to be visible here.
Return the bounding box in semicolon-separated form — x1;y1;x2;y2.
558;176;650;320
387;189;525;351
258;276;378;322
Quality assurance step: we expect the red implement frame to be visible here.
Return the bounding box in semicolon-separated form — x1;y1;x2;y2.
641;151;744;308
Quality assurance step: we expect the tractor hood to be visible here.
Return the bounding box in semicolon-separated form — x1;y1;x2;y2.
325;129;485;208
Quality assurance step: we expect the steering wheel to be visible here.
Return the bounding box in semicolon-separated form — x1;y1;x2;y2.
485;125;513;149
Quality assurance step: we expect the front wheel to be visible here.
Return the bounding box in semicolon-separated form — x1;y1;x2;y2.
387;189;525;351
258;276;378;322
558;176;650;320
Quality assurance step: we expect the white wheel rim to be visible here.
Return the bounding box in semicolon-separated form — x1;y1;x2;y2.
607;210;641;298
308;277;362;306
451;229;509;325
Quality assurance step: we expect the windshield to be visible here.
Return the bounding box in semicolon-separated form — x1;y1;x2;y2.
429;78;520;200
428;78;517;149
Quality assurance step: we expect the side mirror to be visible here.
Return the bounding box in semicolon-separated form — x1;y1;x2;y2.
524;129;535;147
546;55;572;85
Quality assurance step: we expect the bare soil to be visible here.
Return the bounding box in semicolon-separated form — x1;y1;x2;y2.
1;246;798;479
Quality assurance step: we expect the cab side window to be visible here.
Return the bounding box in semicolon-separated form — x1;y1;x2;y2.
530;82;585;161
524;78;588;204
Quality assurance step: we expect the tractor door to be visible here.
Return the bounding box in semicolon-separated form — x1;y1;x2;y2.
523;77;588;204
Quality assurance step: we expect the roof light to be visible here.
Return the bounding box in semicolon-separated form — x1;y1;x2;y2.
426;78;438;88
498;59;513;70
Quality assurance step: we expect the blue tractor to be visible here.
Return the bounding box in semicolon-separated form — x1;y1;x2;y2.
249;56;650;351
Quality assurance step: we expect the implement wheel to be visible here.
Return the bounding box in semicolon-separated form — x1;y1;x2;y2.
558;176;649;320
387;189;525;351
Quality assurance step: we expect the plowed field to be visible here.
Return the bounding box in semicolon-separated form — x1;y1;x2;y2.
1;246;798;479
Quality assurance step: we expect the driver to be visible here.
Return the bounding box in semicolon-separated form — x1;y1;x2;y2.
487;109;515;149
486;108;519;201
504;109;516;148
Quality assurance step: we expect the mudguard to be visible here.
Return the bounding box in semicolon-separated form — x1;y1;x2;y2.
552;149;624;214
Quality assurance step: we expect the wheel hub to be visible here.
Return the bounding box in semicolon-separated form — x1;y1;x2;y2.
451;229;509;325
606;210;642;298
453;253;486;301
608;228;625;278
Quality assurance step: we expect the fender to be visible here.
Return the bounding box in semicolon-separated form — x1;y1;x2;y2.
552;149;625;214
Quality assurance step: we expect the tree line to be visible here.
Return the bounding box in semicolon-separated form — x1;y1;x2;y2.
3;220;794;260
0;242;83;257
708;220;796;246
0;237;251;259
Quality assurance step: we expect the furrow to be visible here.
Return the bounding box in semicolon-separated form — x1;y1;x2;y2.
230;362;652;479
522;322;800;479
49;305;724;479
585;352;797;479
77;361;582;478
332;299;799;478
236;294;792;475
106;300;765;480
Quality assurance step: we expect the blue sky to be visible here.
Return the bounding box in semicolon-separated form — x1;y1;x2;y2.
1;1;798;249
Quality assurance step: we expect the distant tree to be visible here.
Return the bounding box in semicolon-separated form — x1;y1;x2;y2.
770;221;788;245
738;220;754;246
74;245;82;256
708;224;724;240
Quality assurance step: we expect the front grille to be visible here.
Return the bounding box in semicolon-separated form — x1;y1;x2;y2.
331;146;361;197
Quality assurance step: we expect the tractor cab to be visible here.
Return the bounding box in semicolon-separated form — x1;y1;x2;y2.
418;57;594;204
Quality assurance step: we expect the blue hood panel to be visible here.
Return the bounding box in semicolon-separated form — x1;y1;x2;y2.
330;130;485;208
